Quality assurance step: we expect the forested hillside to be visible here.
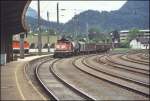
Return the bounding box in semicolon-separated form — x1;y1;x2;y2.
26;1;149;34
64;0;149;33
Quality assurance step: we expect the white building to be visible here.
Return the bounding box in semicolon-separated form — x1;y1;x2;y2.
119;30;128;42
130;37;149;49
119;29;150;42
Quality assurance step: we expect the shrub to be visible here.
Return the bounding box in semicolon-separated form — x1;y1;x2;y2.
119;42;130;48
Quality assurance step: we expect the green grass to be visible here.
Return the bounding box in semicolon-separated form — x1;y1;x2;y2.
112;48;149;54
112;48;131;53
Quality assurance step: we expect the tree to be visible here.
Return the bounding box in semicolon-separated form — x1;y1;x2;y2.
88;27;100;40
88;27;110;43
111;30;120;43
119;41;130;48
127;28;140;42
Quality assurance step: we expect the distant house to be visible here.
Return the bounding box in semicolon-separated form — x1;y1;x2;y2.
130;37;149;49
119;29;150;43
119;30;129;42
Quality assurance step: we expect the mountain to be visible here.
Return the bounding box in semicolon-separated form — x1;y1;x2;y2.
26;1;149;34
63;0;149;33
26;7;38;19
26;16;64;32
25;7;64;32
119;0;149;13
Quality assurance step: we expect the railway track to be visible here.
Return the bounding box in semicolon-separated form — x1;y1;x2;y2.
119;54;149;65
105;54;149;75
35;57;95;100
52;56;148;100
25;53;149;100
73;56;149;97
24;56;53;100
83;55;149;87
109;54;149;71
98;54;149;76
126;53;149;64
138;53;149;60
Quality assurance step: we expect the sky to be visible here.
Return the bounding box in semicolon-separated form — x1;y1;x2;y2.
29;1;127;23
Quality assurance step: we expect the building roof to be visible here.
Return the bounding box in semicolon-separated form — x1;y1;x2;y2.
119;29;150;33
1;1;31;35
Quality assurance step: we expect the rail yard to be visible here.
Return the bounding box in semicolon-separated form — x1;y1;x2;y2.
1;50;149;100
1;1;149;100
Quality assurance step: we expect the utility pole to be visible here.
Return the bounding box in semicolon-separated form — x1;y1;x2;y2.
47;11;50;52
86;23;90;54
37;0;42;55
76;16;79;40
74;9;77;40
57;2;59;36
86;23;89;43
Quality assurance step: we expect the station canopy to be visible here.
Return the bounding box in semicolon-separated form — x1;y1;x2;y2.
1;1;30;35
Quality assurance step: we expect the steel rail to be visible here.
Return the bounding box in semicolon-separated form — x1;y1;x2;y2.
83;56;149;87
98;55;149;76
35;57;95;100
50;59;96;100
72;56;149;97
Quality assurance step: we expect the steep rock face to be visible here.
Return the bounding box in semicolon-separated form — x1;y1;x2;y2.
115;0;149;29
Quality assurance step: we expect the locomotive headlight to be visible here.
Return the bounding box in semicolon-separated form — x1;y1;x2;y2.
61;45;66;49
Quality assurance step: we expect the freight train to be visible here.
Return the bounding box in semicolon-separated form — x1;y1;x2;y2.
54;37;111;58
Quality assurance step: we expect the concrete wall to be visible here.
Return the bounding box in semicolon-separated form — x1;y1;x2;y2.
27;34;57;47
13;34;58;47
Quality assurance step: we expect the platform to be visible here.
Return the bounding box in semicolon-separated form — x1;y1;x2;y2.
1;55;50;100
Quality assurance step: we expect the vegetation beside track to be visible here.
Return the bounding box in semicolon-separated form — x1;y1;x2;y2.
111;48;131;53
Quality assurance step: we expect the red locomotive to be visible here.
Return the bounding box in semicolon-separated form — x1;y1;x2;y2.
54;37;111;58
54;38;74;57
12;40;29;53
